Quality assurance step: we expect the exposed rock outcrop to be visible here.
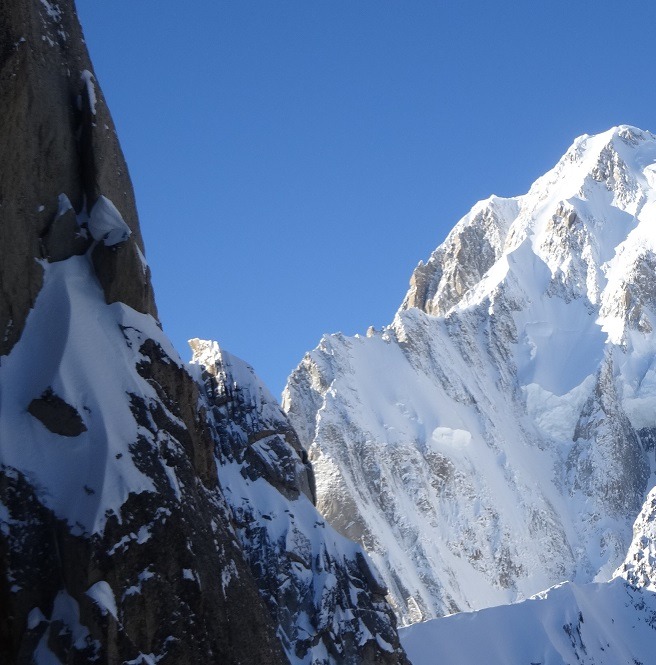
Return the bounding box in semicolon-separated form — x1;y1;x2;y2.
190;339;408;664
0;0;155;358
28;387;88;437
568;355;649;521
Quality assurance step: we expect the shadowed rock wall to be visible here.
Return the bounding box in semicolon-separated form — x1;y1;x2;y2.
0;0;155;357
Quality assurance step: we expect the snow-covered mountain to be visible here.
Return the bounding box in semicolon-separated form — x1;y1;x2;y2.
400;579;656;664
401;483;656;664
284;125;656;625
0;2;407;663
188;340;406;663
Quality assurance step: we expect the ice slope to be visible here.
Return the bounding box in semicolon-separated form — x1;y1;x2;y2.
284;125;656;624
400;579;656;665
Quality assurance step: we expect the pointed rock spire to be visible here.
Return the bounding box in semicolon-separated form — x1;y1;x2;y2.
0;0;155;357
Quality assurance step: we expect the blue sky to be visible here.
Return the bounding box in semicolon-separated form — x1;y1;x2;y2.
76;1;656;397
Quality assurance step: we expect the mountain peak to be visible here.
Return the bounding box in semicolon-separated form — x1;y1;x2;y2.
285;125;656;625
571;124;653;153
401;126;656;333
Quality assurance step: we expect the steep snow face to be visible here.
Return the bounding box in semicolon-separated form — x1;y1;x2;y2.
0;253;166;535
400;578;656;665
284;126;656;624
189;340;408;665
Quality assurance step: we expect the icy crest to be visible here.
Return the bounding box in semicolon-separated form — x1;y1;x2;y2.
400;578;656;665
88;195;131;246
80;70;97;115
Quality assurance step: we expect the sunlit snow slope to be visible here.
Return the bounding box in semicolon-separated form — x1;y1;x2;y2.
400;579;656;665
284;126;656;624
401;485;656;664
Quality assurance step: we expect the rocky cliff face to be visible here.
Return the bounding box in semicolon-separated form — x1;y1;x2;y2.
0;2;407;663
189;340;407;664
284;125;656;625
0;0;155;358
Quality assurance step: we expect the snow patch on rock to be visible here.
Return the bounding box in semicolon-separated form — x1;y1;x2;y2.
80;70;97;115
88;196;131;246
86;581;117;619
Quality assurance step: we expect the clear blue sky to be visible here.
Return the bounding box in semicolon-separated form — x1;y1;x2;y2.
76;0;656;398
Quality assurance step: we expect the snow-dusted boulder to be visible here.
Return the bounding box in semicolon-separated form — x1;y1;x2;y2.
88;195;131;246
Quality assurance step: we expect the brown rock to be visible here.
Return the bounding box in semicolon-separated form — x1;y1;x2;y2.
92;240;157;318
0;0;155;357
41;204;91;262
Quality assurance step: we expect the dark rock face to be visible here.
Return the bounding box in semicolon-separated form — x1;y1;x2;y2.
135;338;219;490
0;0;155;357
28;387;88;437
0;464;287;665
0;2;284;659
41;201;91;262
0;2;408;664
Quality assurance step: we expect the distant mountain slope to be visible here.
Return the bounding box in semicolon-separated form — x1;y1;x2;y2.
284;125;656;624
400;579;656;665
0;2;407;663
401;482;656;664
